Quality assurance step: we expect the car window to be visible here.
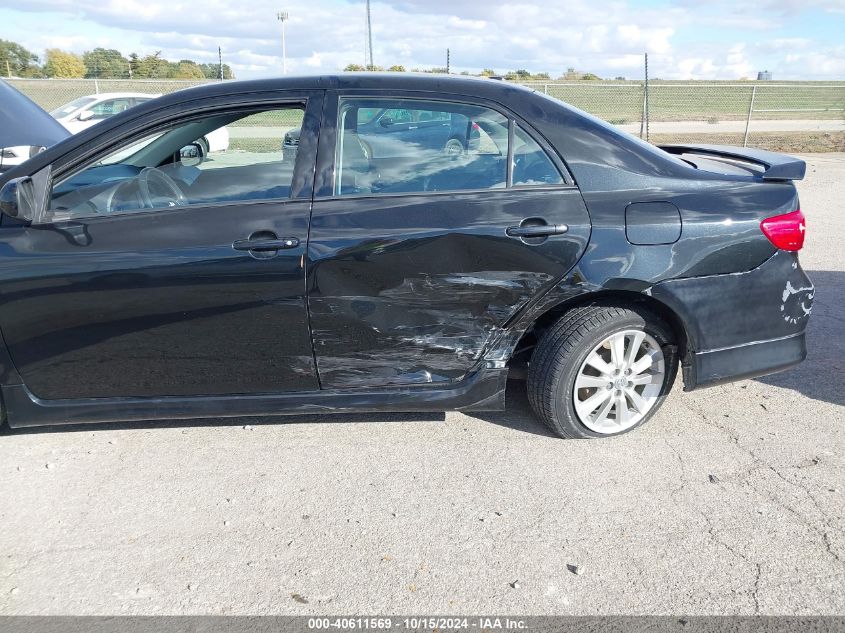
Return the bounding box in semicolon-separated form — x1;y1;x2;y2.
417;110;449;122
381;109;413;125
47;106;305;223
89;99;134;119
357;108;382;125
512;124;564;186
337;98;509;196
50;96;97;118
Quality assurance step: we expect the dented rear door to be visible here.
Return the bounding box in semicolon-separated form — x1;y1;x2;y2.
306;90;591;389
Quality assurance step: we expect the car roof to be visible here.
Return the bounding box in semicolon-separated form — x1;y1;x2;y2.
79;92;162;100
147;73;536;107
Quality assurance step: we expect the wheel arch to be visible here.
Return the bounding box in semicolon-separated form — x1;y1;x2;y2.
506;289;691;381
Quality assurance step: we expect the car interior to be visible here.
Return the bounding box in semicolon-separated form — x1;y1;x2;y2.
337;104;563;195
338;104;510;195
45;101;563;222
49;110;301;221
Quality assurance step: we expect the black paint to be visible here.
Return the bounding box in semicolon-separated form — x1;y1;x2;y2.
0;75;813;428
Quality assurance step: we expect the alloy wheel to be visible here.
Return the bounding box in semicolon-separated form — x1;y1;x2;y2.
572;329;666;434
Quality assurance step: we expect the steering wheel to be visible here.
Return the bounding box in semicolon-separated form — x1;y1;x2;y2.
137;167;188;209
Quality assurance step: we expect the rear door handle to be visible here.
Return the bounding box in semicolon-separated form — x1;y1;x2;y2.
506;224;569;238
232;237;300;251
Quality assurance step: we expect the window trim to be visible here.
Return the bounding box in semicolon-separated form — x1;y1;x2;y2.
328;94;572;200
42;196;304;228
43;102;311;224
318;183;578;204
506;118;515;188
510;121;568;189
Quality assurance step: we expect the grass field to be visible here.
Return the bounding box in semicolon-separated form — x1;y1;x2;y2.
9;78;844;121
649;131;845;153
531;82;845;122
5;77;844;150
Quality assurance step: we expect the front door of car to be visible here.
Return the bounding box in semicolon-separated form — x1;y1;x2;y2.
0;94;323;400
308;92;592;389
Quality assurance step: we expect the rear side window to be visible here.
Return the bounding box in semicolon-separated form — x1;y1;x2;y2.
335;98;566;196
336;98;509;196
512;124;564;186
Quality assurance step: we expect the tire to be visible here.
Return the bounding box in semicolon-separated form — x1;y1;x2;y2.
198;137;210;156
527;303;678;439
444;137;465;156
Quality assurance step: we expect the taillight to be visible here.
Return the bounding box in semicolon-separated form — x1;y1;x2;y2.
471;122;480;131
760;209;805;251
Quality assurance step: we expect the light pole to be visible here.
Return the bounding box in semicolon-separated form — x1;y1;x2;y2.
277;11;289;74
365;0;373;71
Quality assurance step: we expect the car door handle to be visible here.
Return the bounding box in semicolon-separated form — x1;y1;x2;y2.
232;237;300;251
506;224;569;238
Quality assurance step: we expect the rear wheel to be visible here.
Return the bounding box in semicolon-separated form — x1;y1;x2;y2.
527;304;678;439
444;137;465;156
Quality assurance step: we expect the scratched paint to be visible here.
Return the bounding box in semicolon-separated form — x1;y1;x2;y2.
307;187;592;389
780;261;815;325
310;270;554;388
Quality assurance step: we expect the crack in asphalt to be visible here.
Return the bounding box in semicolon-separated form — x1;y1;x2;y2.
663;437;763;614
684;399;844;570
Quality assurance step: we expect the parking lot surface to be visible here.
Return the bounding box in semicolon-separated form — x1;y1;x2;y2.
0;154;843;616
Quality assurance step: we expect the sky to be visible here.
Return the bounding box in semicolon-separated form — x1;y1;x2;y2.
0;0;844;80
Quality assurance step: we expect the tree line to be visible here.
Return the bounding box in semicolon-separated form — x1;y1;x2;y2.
0;38;606;82
0;40;234;80
342;64;605;80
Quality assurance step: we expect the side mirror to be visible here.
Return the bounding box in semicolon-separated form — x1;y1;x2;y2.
379;116;394;128
77;110;95;122
0;177;36;220
179;142;206;167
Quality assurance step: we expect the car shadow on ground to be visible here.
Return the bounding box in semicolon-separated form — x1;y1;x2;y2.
469;380;559;438
754;269;844;407
0;411;447;436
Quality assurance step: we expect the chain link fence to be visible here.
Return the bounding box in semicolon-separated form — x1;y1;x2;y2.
5;78;210;112
6;77;845;151
523;81;844;150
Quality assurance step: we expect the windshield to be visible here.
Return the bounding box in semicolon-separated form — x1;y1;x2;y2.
50;96;98;119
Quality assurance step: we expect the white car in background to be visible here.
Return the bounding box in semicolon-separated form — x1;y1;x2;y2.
1;92;229;171
52;92;159;134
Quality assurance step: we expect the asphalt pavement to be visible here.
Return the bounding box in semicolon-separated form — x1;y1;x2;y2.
0;154;843;616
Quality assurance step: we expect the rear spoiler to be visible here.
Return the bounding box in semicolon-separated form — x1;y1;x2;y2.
659;143;806;181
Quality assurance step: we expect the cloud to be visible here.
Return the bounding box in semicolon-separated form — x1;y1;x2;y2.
4;0;844;79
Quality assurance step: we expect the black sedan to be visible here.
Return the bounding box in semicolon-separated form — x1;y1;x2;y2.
0;75;813;438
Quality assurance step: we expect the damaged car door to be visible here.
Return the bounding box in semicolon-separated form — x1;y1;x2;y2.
307;93;592;388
